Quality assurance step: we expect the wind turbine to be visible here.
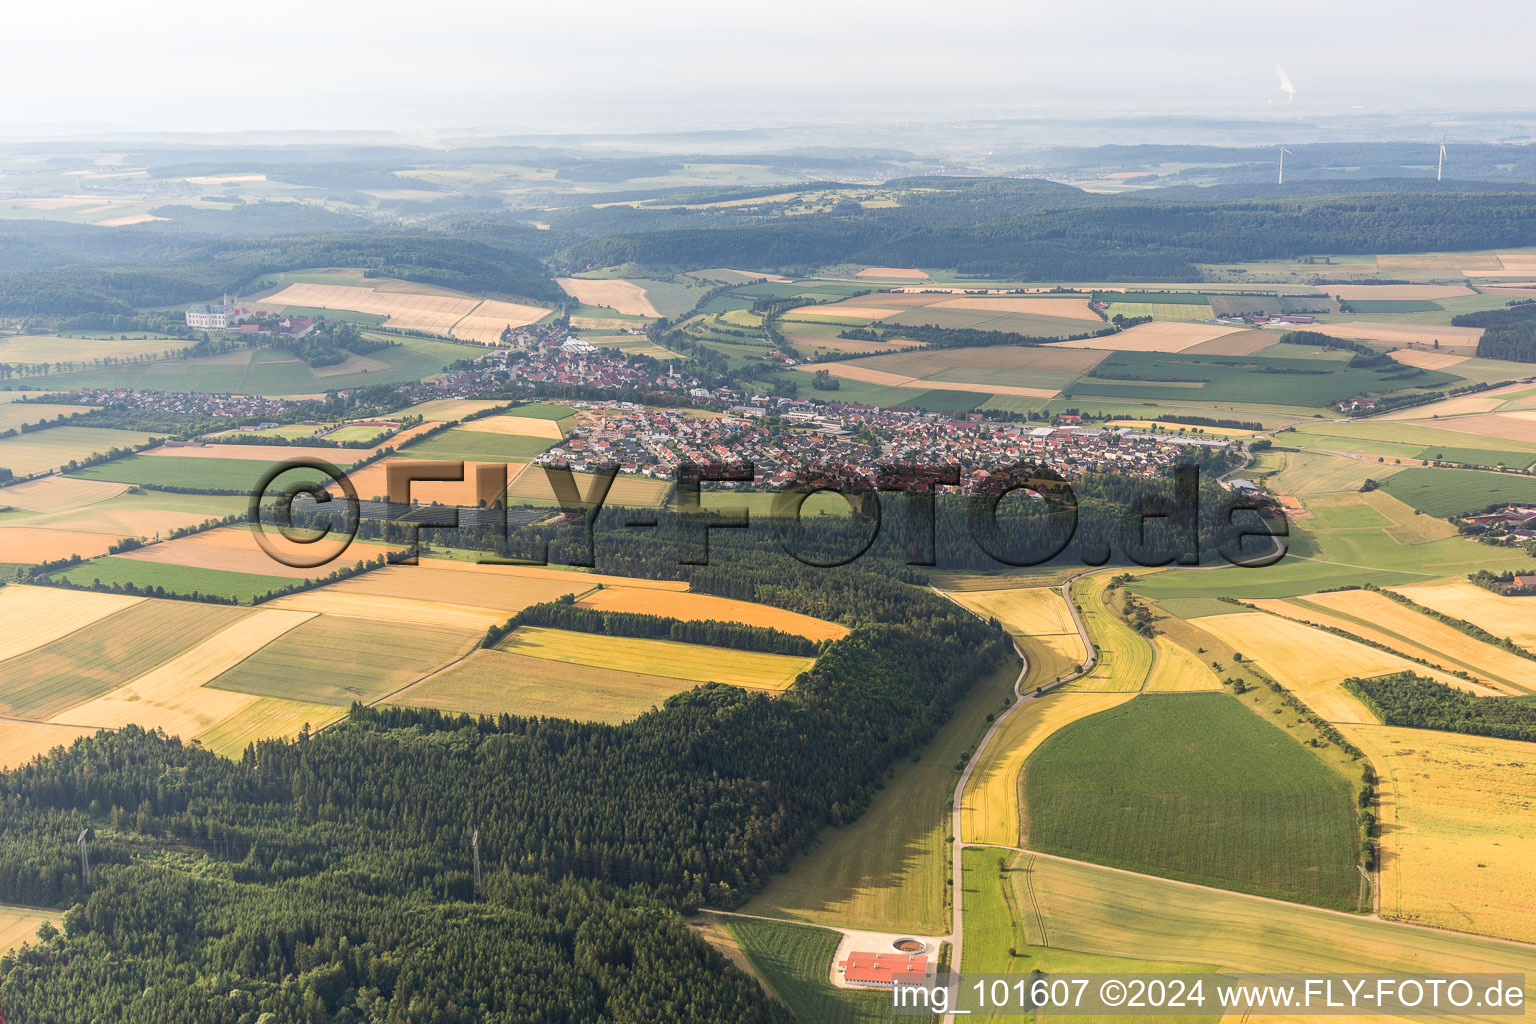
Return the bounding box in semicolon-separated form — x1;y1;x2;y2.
1437;136;1448;181
1278;146;1294;185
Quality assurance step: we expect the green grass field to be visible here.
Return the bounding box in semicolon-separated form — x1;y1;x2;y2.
1065;574;1152;692
724;917;890;1024
958;849;1219;1023
279;305;389;326
510;402;577;420
206;615;476;705
50;558;298;603
70;455;338;493
401;428;556;461
1381;467;1536;516
744;658;1019;934
1024;693;1361;909
0;426;163;476
1071;351;1458;407
10;335;471;396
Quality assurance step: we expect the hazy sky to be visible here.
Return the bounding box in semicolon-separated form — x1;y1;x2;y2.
5;0;1534;133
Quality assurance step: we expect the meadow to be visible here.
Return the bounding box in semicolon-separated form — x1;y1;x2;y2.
388;648;708;723
399;427;556;461
206;615;478;705
0;426;162;475
957;850;1220;1024
1067;350;1458;406
52;557;299;603
1025;693;1361;909
744;659;1018;935
1063;574;1152;692
723;918;889;1024
1381;467;1536;516
960;691;1132;848
11;335;472;395
70;454;336;492
496;627;813;691
1029;855;1536;992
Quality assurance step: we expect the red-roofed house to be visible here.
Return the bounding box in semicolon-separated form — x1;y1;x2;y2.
837;952;929;988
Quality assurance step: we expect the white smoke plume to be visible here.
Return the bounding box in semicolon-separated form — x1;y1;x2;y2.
1275;65;1296;102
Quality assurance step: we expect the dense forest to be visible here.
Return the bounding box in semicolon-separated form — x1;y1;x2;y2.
0;513;1009;1022
1346;672;1536;743
1459;302;1536;361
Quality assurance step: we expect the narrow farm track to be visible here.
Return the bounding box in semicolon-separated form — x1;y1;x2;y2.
939;569;1106;1022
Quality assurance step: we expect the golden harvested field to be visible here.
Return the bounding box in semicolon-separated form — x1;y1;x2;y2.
504;467;671;507
839;344;1106;380
924;296;1101;321
0;721;98;770
784;304;904;321
0;600;252;721
299;565;589;617
258;283;485;334
207;615;477;705
498;626;813;691
1407;410;1536;445
1389;579;1536;653
960;692;1133;847
796;361;1056;398
393;399;507;421
1143;636;1224;692
1295;322;1484;350
117;526;397;580
949;586;1078;635
457;414;565;439
0;903;60;954
332;458;528;505
1188;612;1464;724
195;697;347;759
141;441;370;464
1030;854;1536;1011
1345;725;1536;944
1329;284;1477;299
1498;253;1536;271
1381;394;1505;418
52;609;314;737
266;590;510;630
1064;574;1153;693
554;278;660;317
1388;349;1470;370
855;266;929;278
0;527;117;563
0;426;161;475
1255;449;1404;495
0;334;188;364
451;299;553;343
1048;321;1250;352
0;476;126;514
1182;331;1279;356
0;585;143;661
20;502;210;538
388;648;701;723
1286;589;1535;693
0;402;93;430
417;557;688;591
576;586;848;641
